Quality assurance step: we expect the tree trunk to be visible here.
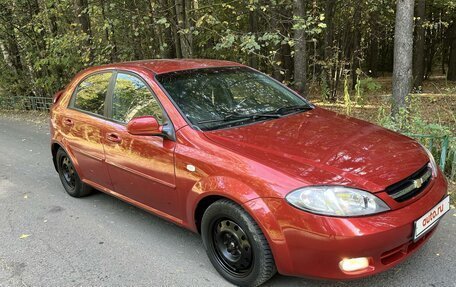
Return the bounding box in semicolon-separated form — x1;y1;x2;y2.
293;0;307;95
174;0;192;58
351;5;362;89
248;10;259;68
131;0;145;60
1;4;25;96
184;0;193;57
74;0;94;62
448;23;456;81
367;38;379;77
392;0;415;118
323;0;336;62
271;7;283;81
158;0;176;58
413;0;425;89
281;8;294;82
322;0;336;101
170;0;182;58
48;3;64;88
100;0;117;62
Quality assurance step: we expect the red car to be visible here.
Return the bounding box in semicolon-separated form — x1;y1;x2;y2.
50;59;449;286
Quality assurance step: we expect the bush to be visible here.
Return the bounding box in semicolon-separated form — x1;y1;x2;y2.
377;107;452;137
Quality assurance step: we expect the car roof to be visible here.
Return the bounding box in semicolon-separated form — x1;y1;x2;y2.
100;59;244;75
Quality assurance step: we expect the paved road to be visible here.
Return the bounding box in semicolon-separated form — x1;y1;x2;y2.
0;115;455;287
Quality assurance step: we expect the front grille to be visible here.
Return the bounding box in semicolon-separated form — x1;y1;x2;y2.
386;163;432;202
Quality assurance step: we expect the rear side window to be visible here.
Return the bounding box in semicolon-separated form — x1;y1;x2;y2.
111;73;164;123
73;72;112;115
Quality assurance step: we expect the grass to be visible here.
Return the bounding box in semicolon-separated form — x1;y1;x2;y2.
307;76;456;134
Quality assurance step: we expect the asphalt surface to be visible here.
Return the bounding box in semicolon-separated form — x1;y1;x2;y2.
0;114;455;287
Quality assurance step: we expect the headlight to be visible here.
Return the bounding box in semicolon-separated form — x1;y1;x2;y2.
419;144;438;177
285;186;390;217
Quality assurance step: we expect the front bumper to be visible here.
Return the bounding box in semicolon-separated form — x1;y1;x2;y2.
244;172;448;280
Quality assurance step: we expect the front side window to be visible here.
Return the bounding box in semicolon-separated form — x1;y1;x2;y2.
73;72;112;115
156;67;311;131
111;73;164;123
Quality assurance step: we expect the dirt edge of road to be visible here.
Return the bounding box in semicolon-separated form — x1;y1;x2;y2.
0;110;48;125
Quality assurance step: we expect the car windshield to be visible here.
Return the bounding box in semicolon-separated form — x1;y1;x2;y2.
156;67;312;131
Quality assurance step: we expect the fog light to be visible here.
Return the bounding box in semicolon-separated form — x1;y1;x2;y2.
339;257;370;272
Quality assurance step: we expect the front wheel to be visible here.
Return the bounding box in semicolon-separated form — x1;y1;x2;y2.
201;199;277;287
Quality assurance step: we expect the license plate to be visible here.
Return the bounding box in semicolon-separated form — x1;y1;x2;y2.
413;196;450;241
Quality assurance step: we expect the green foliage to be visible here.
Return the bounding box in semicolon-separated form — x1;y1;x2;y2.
320;72;330;101
354;76;382;105
343;77;352;115
377;107;452;137
0;0;454;105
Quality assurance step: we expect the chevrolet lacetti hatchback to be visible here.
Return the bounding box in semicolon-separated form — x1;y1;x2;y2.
50;59;449;286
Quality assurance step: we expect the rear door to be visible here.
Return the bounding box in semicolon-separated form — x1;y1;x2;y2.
61;72;114;190
102;72;178;217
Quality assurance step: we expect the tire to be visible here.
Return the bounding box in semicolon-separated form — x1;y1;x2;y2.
56;148;93;197
201;199;277;287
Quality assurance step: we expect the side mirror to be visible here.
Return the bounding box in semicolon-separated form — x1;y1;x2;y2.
126;116;162;136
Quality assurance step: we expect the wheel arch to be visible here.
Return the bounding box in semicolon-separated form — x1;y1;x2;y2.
186;175;261;233
51;142;62;172
51;140;83;179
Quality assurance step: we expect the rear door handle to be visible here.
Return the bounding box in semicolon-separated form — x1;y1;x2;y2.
106;133;122;143
63;118;74;127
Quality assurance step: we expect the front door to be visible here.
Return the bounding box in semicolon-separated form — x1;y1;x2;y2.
103;72;177;217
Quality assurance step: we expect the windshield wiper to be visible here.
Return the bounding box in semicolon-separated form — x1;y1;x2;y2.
197;112;280;125
273;105;313;115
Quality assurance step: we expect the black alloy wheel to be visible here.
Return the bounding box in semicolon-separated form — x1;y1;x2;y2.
212;218;253;276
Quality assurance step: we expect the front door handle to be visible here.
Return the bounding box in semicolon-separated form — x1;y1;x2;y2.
106;133;122;143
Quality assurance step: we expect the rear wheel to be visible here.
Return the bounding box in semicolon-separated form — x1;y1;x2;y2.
56;148;93;197
201;199;276;287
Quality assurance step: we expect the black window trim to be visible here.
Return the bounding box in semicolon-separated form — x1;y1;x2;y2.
154;66;314;132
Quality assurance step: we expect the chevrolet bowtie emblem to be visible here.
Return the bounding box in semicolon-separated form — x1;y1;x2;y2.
413;178;424;189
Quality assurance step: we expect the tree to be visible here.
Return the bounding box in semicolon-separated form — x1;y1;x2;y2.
0;0;454;102
413;0;425;89
448;22;456;81
293;0;307;95
351;4;362;89
74;0;94;62
391;0;415;118
321;0;336;101
175;0;193;58
248;9;259;68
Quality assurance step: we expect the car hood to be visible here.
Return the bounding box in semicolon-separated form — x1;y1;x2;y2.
204;107;429;192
